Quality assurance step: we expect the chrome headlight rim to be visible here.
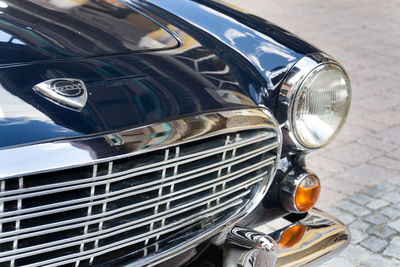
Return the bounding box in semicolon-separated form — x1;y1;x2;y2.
280;53;351;151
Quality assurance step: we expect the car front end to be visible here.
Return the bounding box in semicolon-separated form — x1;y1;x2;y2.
0;0;350;266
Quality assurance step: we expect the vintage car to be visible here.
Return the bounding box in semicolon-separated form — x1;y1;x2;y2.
0;0;351;266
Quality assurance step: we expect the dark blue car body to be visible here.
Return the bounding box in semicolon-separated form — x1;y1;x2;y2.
0;0;318;149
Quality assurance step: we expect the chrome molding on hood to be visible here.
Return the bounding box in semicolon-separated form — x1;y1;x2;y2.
0;107;281;181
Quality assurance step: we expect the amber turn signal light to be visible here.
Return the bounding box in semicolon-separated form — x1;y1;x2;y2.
279;168;321;213
295;175;321;212
278;224;307;249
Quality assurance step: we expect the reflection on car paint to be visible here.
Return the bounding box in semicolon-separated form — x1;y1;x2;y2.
0;0;320;150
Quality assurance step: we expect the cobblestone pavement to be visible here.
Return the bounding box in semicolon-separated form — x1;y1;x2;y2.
224;0;400;265
322;177;400;266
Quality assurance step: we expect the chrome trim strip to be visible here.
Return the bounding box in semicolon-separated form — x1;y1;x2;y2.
0;108;279;179
1;132;276;199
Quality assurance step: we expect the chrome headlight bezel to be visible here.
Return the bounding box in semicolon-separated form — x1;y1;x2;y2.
279;53;351;151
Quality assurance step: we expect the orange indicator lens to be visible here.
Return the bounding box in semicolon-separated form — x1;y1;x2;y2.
295;175;321;212
278;224;307;248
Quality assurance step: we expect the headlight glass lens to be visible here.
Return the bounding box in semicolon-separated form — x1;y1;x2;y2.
292;64;351;148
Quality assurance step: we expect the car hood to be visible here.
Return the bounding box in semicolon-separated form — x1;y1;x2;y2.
0;0;319;149
0;0;179;65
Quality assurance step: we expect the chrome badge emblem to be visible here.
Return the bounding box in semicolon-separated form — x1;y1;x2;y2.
33;78;88;110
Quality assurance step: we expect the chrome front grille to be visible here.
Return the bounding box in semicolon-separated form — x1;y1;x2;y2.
0;109;280;267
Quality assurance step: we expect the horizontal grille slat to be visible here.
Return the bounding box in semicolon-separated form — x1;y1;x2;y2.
1;132;276;199
2;176;262;254
1;142;277;221
24;199;242;267
1;125;280;267
0;156;274;241
6;193;248;265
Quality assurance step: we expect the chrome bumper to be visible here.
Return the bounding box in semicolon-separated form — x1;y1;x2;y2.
224;208;350;267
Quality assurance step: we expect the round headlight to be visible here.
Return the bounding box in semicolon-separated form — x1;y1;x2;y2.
290;63;351;149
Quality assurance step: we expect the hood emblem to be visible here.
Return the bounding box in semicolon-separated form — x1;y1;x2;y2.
33;78;88;110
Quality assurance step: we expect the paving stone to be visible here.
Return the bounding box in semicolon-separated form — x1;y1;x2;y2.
346;105;373;121
326;144;383;166
363;184;393;197
323;178;364;196
322;256;357;267
331;209;356;225
360;254;397;267
360;236;388;253
367;225;397;239
391;259;400;267
390;236;400;247
388;176;400;186
339;244;372;263
348;193;374;205
357;135;398;153
354;95;398;111
350;228;369;243
316;187;347;208
322;206;342;217
383;244;400;260
349;220;370;232
340;164;397;187
338;200;371;216
364;213;390;225
380;206;400;219
367;110;400;127
306;155;349;174
389;219;400;232
375;126;400;146
349;118;387;133
372;156;400;172
335;123;372;143
366;199;390;210
381;191;400;204
391;148;400;161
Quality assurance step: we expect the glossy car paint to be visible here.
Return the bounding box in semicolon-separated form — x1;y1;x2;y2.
0;0;179;64
0;0;320;149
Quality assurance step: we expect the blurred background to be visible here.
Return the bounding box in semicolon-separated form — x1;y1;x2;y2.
224;0;400;266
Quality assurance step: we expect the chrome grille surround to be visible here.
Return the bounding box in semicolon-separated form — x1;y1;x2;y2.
0;108;281;267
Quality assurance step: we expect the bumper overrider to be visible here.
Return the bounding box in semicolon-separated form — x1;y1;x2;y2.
224;208;350;267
